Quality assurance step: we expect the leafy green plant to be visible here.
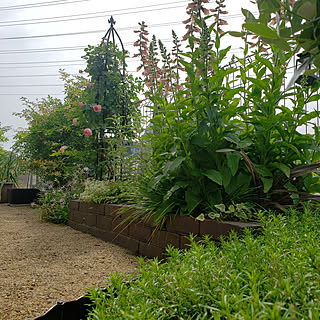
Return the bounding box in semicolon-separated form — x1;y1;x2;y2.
79;179;136;204
0;151;22;201
87;208;320;319
129;0;320;226
79;42;143;180
39;166;88;223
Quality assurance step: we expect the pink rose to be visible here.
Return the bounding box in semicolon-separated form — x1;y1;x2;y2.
60;146;67;153
72;118;77;125
86;82;93;88
84;128;92;137
93;104;102;112
78;102;84;108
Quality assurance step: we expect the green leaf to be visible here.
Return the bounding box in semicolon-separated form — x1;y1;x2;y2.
229;31;245;37
243;22;279;39
261;177;273;193
164;184;182;201
226;152;241;176
204;170;223;185
185;189;201;213
214;203;226;212
261;37;292;51
195;213;205;221
163;157;186;175
224;133;240;146
277;163;291;178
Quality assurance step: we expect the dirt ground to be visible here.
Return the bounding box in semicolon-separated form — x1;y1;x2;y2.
0;203;139;320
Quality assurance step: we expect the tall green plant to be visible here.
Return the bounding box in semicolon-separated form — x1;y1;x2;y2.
130;0;320;225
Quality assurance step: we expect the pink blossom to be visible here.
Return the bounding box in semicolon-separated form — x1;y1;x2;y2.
60;146;67;153
86;82;94;88
84;128;92;137
93;104;102;112
78;102;84;108
72;118;77;125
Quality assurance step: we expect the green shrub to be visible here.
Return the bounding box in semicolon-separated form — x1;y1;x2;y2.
79;179;135;204
87;208;320;319
39;167;87;223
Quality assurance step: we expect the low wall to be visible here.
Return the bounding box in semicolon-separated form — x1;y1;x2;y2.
68;200;260;258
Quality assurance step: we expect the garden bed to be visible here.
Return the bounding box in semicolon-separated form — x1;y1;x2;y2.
68;200;260;258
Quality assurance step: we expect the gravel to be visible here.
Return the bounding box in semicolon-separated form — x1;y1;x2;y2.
0;203;138;320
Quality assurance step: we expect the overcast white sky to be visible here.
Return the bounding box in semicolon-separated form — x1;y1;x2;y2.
0;0;256;149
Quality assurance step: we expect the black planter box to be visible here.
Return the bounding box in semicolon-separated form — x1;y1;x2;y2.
0;182;14;203
8;188;40;204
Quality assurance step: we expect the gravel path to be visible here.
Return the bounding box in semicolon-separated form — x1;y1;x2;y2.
0;203;139;320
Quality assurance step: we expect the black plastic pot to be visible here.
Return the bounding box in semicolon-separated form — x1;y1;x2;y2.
7;188;40;205
27;295;92;320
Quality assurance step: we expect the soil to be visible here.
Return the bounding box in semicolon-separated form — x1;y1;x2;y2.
0;203;139;320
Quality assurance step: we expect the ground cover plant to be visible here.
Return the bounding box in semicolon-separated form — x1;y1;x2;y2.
87;208;320;319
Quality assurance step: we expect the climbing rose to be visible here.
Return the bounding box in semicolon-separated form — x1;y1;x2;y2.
86;82;93;88
72;118;77;125
93;104;102;112
59;146;67;153
84;128;92;137
78;102;84;108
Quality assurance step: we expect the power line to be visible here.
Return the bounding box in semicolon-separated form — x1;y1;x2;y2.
0;84;64;87
0;59;84;65
0;1;189;26
0;0;90;11
0;63;85;69
0;93;64;96
0;74;76;78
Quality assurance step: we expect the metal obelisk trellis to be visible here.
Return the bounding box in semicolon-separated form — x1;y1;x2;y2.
101;16;126;81
95;16;128;181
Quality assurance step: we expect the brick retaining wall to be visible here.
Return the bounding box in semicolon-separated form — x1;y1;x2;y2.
68;200;260;258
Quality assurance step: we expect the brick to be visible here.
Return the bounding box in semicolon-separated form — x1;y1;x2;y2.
69;200;80;211
68;221;91;234
199;220;260;239
96;215;113;231
90;228;115;242
112;234;139;255
112;216;130;235
79;202;105;215
69;211;87;224
107;204;125;217
83;214;97;227
150;230;180;249
129;223;152;242
166;215;199;235
138;242;164;259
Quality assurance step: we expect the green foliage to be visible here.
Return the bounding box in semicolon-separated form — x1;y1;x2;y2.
39;167;87;223
0;150;22;201
87;209;320;319
79;179;135;204
129;0;320;225
14;74;95;186
241;0;320;68
80;42;143;180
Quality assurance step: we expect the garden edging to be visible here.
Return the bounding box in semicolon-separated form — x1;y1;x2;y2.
68;200;260;258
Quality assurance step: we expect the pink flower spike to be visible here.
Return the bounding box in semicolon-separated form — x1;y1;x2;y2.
60;146;67;153
93;104;102;112
84;128;92;137
86;82;93;88
72;118;77;125
78;102;84;108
